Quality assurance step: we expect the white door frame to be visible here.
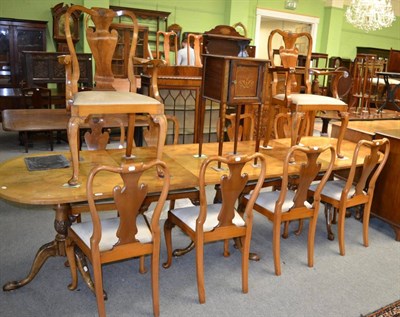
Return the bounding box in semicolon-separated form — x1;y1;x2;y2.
255;8;320;53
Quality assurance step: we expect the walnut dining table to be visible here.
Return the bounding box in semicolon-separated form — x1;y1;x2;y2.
0;137;369;294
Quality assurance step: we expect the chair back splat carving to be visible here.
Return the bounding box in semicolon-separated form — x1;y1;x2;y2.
156;31;178;65
163;153;266;304
186;33;203;67
244;144;336;276
59;5;167;186
266;29;349;158
309;138;390;255
66;160;170;317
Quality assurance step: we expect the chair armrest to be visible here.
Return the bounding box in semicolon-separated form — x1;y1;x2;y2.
310;68;349;98
58;54;75;111
134;58;167;101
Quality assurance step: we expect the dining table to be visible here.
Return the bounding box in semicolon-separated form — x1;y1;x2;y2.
376;71;400;112
0;136;373;295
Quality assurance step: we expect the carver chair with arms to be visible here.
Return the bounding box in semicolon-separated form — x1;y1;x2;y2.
265;29;349;158
59;5;167;186
308;138;390;256
242;144;336;276
65;160;170;317
163;153;266;304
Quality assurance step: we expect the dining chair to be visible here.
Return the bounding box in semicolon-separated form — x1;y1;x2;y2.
348;55;385;114
216;112;255;142
70;113;198;224
156;30;178;65
59;5;167;186
83;115;126;150
65;160;170;317
242;144;336;276
142;114;180;147
265;29;349;158
186;33;203;67
308;138;390;256
163;153;266;304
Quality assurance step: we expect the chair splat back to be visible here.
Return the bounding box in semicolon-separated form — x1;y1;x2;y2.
308;138;390;256
67;159;170;317
281;145;335;211
245;144;335;276
63;6;138;96
342;139;389;198
163;153;266;303
268;29;313;96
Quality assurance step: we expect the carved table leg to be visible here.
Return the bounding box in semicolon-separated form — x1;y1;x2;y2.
172;241;195;257
3;204;70;291
75;247;107;300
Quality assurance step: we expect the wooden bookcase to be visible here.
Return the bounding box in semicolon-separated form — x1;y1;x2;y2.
0;18;47;88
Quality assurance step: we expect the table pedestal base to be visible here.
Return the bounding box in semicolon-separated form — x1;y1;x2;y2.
2;204;95;297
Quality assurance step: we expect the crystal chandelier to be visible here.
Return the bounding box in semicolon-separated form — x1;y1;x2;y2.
345;0;396;32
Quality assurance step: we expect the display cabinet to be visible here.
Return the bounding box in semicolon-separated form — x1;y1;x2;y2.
0;18;47;88
111;23;149;77
110;6;170;57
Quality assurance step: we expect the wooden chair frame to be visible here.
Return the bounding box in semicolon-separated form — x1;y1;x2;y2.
243;144;336;275
66;160;170;317
266;29;349;158
59;5;167;186
308;138;390;256
163;153;266;304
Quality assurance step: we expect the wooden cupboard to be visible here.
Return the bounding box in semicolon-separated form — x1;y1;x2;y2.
0;18;47;88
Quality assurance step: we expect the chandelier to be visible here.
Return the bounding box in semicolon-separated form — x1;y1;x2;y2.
345;0;396;32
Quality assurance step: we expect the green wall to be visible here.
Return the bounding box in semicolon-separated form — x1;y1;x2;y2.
1;0;399;59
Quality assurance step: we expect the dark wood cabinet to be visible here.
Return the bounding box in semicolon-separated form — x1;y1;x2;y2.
199;54;269;157
110;6;170;57
111;24;149;77
0;18;47;88
372;129;400;241
23;51;93;88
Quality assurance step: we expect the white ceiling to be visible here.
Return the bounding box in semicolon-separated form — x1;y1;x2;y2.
326;0;400;16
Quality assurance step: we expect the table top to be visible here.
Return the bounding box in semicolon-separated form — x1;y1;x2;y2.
0;138;374;206
0;88;65;98
332;120;400;137
0;147;197;205
317;109;400;121
376;71;400;78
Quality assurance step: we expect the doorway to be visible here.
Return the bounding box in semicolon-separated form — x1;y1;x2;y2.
254;8;320;59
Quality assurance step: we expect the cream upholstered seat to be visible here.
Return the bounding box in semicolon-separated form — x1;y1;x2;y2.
59;5;167;186
265;29;349;158
242;144;336;276
308;138;390;256
163;153;266;304
66;160;170;317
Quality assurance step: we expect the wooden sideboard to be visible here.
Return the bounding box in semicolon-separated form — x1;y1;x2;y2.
23;51;93;88
332;120;400;240
372;129;400;240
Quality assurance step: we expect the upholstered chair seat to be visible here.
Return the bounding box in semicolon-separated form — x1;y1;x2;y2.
308;138;390;256
70;215;152;252
170;203;245;232
274;93;347;106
